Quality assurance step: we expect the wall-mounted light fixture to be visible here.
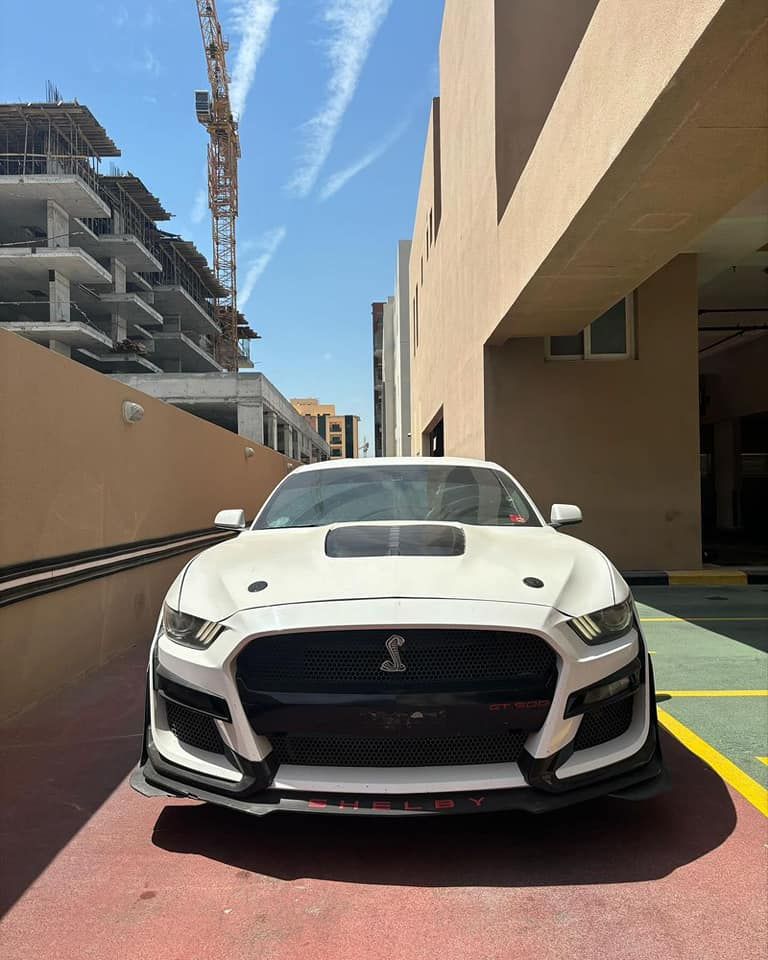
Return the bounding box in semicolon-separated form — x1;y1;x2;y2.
244;446;255;458
122;400;144;424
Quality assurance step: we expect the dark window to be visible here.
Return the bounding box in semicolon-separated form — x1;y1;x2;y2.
549;331;584;358
589;299;627;355
427;417;444;457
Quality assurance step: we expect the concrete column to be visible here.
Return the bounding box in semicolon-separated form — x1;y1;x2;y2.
266;410;278;450
46;200;69;248
714;419;740;530
48;339;71;357
237;401;264;444
48;270;70;323
110;311;127;343
110;258;127;294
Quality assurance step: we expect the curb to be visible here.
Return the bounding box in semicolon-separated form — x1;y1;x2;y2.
624;569;768;586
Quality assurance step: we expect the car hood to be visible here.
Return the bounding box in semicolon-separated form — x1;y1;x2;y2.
174;522;619;623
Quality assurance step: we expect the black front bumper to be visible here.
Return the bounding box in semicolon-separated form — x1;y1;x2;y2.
130;720;669;817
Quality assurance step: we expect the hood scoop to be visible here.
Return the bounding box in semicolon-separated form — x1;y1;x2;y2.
325;524;465;558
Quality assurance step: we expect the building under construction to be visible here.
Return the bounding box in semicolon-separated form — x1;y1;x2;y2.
0;99;328;462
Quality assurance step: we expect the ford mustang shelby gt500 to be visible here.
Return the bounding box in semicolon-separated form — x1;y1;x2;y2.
131;458;668;816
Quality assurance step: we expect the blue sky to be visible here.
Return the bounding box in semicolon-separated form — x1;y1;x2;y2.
0;0;443;448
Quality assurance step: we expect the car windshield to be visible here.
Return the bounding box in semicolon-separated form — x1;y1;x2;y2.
254;464;540;529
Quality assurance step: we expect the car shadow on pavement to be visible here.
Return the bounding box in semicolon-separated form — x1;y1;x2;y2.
633;585;768;654
151;733;736;888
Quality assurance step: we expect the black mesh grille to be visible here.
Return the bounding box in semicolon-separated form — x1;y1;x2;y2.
165;700;225;754
574;697;634;751
237;629;556;692
269;730;528;767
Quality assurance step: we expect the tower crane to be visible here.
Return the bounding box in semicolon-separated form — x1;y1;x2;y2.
194;0;248;371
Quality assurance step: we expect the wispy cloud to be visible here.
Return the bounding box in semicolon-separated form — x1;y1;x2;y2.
319;117;408;201
239;226;287;307
286;0;393;198
229;0;280;120
114;4;128;27
142;47;161;75
191;187;208;224
142;6;158;29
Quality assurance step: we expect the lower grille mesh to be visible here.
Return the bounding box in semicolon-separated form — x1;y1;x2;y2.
269;730;528;767
165;700;225;754
574;697;634;751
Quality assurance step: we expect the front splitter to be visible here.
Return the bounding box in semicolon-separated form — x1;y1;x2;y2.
130;744;669;817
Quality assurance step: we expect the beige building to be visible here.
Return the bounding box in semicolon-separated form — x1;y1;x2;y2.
408;0;768;570
292;398;361;459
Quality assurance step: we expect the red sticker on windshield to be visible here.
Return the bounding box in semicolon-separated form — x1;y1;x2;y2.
508;514;526;524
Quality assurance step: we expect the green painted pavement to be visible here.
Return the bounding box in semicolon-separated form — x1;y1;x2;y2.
633;585;768;796
661;696;768;788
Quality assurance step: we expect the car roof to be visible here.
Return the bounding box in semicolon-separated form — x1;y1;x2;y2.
291;456;504;474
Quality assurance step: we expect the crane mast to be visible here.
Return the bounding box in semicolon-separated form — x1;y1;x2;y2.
195;0;240;371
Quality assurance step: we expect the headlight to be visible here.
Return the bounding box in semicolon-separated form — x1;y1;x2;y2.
568;598;633;645
162;603;223;648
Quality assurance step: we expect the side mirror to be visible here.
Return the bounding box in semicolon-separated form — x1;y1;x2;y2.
549;504;582;528
214;508;246;531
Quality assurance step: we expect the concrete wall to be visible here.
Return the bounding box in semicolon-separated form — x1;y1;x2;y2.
0;329;295;719
494;0;599;217
484;256;702;570
0;332;294;565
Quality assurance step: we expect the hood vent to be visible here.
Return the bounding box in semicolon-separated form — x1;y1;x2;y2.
325;524;465;558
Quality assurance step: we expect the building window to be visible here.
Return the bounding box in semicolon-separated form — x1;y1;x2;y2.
331;448;342;457
331;436;342;446
546;295;634;361
329;423;342;433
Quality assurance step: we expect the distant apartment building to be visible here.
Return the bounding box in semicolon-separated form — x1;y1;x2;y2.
371;301;385;456
0;99;328;463
372;240;412;457
407;0;767;569
292;398;361;458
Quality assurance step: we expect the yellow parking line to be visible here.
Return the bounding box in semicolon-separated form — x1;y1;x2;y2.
640;617;768;622
757;757;768;767
657;690;768;697
657;708;768;817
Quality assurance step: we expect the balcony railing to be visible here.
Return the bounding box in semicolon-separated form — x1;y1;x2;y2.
0;153;102;196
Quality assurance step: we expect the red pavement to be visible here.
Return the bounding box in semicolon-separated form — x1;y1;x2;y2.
1;642;766;960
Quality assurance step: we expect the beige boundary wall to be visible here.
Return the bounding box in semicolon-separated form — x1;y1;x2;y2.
0;330;296;720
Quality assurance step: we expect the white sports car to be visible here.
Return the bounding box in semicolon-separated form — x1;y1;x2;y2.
131;457;667;816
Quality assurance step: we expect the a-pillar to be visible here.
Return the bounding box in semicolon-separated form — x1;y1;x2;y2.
237;401;264;444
